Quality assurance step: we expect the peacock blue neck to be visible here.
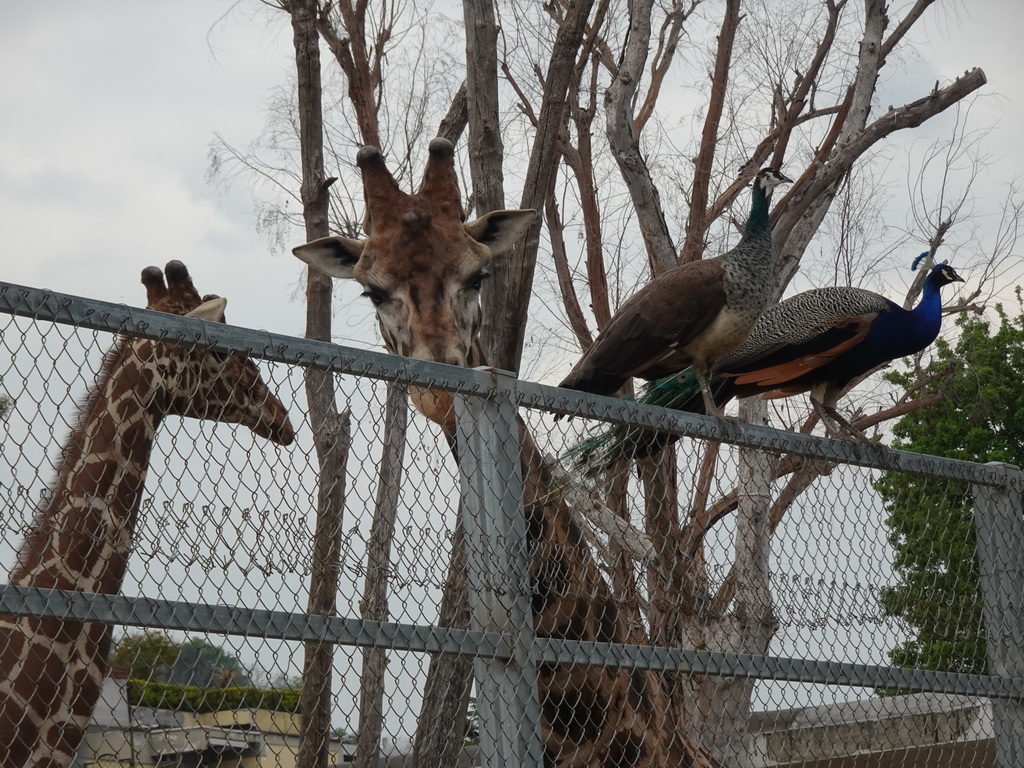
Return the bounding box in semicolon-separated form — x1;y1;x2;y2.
915;269;946;321
744;181;771;237
869;268;946;361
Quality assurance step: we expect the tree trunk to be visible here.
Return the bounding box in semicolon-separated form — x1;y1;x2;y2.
485;0;596;373
683;398;778;767
462;0;505;217
355;382;408;768
412;4;598;762
289;2;350;766
412;524;474;768
297;409;351;767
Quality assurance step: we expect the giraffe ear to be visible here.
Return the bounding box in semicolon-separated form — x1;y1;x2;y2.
186;297;228;323
464;209;537;255
293;235;365;279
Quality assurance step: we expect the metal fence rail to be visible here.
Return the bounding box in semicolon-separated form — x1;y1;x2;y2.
2;281;1012;487
2;280;1023;767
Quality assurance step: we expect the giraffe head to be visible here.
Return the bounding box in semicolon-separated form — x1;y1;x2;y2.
135;261;295;445
292;138;536;367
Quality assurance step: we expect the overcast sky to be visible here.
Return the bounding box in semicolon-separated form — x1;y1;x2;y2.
0;3;304;333
2;0;1022;736
1;2;1022;349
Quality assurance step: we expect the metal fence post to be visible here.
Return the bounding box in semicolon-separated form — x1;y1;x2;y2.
973;461;1024;766
454;369;544;767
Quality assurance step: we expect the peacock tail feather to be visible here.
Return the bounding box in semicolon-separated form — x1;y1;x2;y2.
565;369;728;475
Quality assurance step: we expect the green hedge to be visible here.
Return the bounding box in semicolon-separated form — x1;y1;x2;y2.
127;679;301;714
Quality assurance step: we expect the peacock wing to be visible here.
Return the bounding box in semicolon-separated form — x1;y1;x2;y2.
716;287;894;387
723;319;870;386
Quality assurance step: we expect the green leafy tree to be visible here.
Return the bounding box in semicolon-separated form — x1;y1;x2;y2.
111;633;252;687
168;638;250;688
876;300;1024;675
110;632;180;682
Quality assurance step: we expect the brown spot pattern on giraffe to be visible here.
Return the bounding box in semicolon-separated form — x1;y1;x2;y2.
0;262;294;767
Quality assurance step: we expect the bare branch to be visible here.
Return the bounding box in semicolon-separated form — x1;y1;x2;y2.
545;168;594;349
435;81;468;145
679;0;742;265
880;0;936;61
558;55;614;332
681;391;949;557
769;0;846;168
604;0;677;275
317;0;385;146
774;68;987;292
635;0;702;131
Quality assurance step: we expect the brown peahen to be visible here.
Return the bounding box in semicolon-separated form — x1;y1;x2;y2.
559;168;792;416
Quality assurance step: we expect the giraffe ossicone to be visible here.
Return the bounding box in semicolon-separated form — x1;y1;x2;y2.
0;261;294;767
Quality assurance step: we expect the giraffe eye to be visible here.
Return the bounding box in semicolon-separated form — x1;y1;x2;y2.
362;287;389;307
467;271;490;291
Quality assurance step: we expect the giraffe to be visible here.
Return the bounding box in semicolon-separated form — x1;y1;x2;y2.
0;261;295;768
293;138;724;768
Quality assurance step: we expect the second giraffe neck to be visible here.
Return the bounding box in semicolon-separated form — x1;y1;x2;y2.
11;347;164;595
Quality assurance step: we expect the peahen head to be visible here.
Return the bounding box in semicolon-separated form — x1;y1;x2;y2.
745;167;793;233
755;167;794;194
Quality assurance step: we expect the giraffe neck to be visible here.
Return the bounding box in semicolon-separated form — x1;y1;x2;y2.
12;347;164;595
519;433;720;766
0;344;166;767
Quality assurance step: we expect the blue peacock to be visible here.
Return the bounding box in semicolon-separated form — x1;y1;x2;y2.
572;256;964;471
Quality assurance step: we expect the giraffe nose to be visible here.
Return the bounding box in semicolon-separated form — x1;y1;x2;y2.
269;418;296;446
409;339;467;368
252;416;295;446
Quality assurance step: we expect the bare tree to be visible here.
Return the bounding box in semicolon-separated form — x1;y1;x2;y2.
221;0;1017;764
489;0;995;763
283;2;352;768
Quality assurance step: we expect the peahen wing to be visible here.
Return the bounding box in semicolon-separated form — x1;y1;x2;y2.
560;260;728;392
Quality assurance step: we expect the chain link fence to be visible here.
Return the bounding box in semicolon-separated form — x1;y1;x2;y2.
1;280;1022;767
